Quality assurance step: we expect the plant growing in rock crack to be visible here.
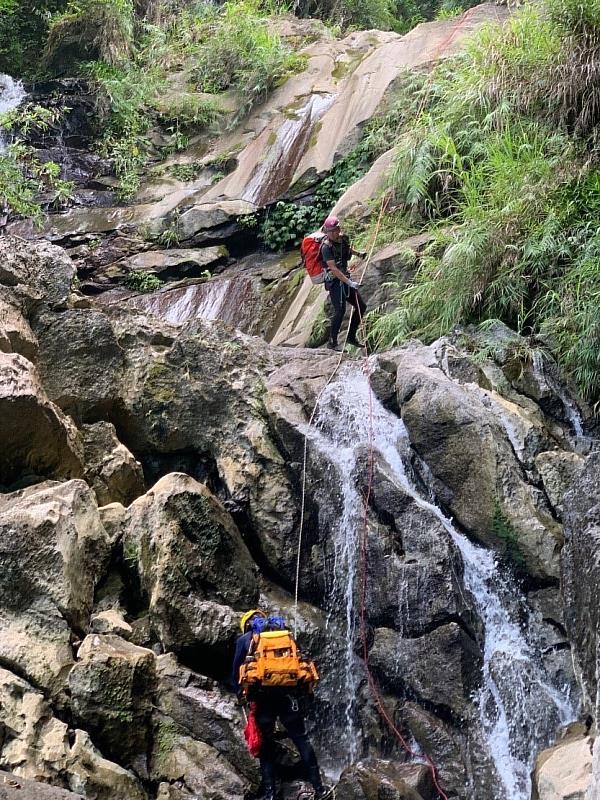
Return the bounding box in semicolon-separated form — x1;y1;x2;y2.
125;270;162;292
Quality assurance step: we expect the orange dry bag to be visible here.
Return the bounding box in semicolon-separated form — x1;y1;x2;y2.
239;630;319;690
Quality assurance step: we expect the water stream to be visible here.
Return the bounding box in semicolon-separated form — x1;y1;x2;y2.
0;74;26;152
302;364;575;798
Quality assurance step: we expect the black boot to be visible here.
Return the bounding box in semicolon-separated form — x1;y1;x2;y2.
314;786;334;799
327;339;341;351
262;786;276;800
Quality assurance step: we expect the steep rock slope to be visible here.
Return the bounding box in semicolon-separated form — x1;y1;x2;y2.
0;235;594;800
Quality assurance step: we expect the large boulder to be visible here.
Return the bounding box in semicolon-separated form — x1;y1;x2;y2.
122;473;258;655
532;730;593;800
69;634;156;763
81;421;145;506
0;236;75;309
335;760;435;800
394;342;563;579
154;654;257;782
0;668;146;799
0;481;110;698
32;309;125;419
151;732;248;800
0;353;83;487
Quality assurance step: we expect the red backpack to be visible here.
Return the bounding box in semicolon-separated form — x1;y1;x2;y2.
300;231;326;284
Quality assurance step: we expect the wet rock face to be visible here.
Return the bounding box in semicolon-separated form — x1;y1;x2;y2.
561;453;600;706
0;235;595;800
394;341;563;580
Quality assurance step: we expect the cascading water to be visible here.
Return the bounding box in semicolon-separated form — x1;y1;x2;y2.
302;364;575;797
0;74;26;153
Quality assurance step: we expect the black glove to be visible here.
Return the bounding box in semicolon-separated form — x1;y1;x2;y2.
358;251;367;259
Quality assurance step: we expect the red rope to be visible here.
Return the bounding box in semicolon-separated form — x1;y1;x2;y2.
353;297;450;800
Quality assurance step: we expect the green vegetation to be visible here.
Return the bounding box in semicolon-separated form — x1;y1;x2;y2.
366;0;600;406
493;501;527;573
0;105;74;221
0;0;67;75
125;270;162;292
192;0;307;123
43;0;134;72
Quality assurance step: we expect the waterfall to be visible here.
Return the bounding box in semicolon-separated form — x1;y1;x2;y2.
0;75;26;153
302;364;575;797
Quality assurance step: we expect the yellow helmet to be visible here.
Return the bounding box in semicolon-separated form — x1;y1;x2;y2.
240;609;266;633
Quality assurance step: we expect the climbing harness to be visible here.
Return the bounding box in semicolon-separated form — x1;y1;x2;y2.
291;12;480;799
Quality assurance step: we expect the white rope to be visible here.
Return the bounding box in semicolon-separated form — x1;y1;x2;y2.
292;194;390;636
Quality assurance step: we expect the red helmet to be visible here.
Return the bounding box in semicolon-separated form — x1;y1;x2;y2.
322;215;340;231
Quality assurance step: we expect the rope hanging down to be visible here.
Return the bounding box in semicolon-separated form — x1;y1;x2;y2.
291;11;478;798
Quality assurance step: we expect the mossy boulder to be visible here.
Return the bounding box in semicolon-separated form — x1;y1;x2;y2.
122;473;259;654
68;634;156;764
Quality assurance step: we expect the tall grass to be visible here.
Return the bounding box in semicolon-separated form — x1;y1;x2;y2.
368;0;600;405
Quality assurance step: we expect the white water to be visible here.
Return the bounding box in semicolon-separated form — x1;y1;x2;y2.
303;364;575;797
243;93;334;206
0;75;26;152
532;350;585;438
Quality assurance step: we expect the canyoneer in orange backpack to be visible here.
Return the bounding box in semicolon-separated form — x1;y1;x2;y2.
231;610;331;800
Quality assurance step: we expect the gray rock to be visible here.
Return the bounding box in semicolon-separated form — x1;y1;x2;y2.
33;309;125;419
0;353;83;486
368;461;466;635
0;236;76;309
370;624;481;718
535;450;584;517
90;609;133;638
123;473;258;653
0;773;82;799
395;342;563;579
81;421;145;506
561;453;600;708
0;298;37;361
154;654;257;782
0;480;110;699
0;668;146;799
69;634;156;763
335;760;434;800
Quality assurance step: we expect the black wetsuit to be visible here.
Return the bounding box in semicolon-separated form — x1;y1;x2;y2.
231;633;323;794
321;235;367;345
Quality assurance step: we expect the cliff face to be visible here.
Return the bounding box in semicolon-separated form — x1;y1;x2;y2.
0;231;595;800
1;5;599;800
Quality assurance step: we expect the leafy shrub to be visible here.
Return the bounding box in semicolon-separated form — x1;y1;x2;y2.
0;106;75;219
126;270;162;291
44;0;134;73
0;0;67;75
192;0;305;121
